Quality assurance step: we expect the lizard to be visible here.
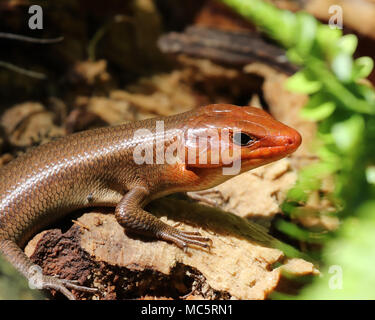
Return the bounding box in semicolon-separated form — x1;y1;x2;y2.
0;104;301;299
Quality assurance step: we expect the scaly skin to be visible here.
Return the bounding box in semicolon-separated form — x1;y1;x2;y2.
0;104;301;299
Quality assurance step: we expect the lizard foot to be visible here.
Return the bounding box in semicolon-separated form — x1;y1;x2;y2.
28;265;98;300
159;228;213;251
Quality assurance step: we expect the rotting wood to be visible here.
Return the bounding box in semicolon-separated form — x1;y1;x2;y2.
26;197;318;300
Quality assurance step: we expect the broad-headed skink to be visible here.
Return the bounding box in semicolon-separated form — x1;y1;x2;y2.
0;104;301;299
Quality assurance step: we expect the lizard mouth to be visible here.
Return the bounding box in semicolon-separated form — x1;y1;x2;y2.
247;132;302;159
246;145;294;159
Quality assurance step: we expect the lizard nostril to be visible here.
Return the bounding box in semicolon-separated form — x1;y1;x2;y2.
289;131;302;148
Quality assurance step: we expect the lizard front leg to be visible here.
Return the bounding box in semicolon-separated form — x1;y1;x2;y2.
115;187;212;250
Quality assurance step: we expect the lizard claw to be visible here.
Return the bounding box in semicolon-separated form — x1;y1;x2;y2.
43;276;98;300
159;228;213;250
28;265;98;300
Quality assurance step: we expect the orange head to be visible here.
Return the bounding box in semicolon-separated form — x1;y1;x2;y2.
180;104;301;176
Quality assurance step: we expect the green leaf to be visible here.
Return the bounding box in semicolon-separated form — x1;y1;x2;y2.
301;93;336;121
332;115;365;152
337;34;358;55
286;48;304;65
352;57;374;80
301;101;336;121
366;166;375;185
286;70;322;94
305;57;375;114
355;83;375;105
219;0;298;48
331;52;353;82
295;12;317;57
316;24;342;58
317;145;341;164
286;163;333;202
287;186;309;202
275;219;326;243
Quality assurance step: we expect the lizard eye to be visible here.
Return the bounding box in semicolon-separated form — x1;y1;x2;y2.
232;132;255;146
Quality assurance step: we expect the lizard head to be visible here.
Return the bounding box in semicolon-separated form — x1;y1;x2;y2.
181;104;301;176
